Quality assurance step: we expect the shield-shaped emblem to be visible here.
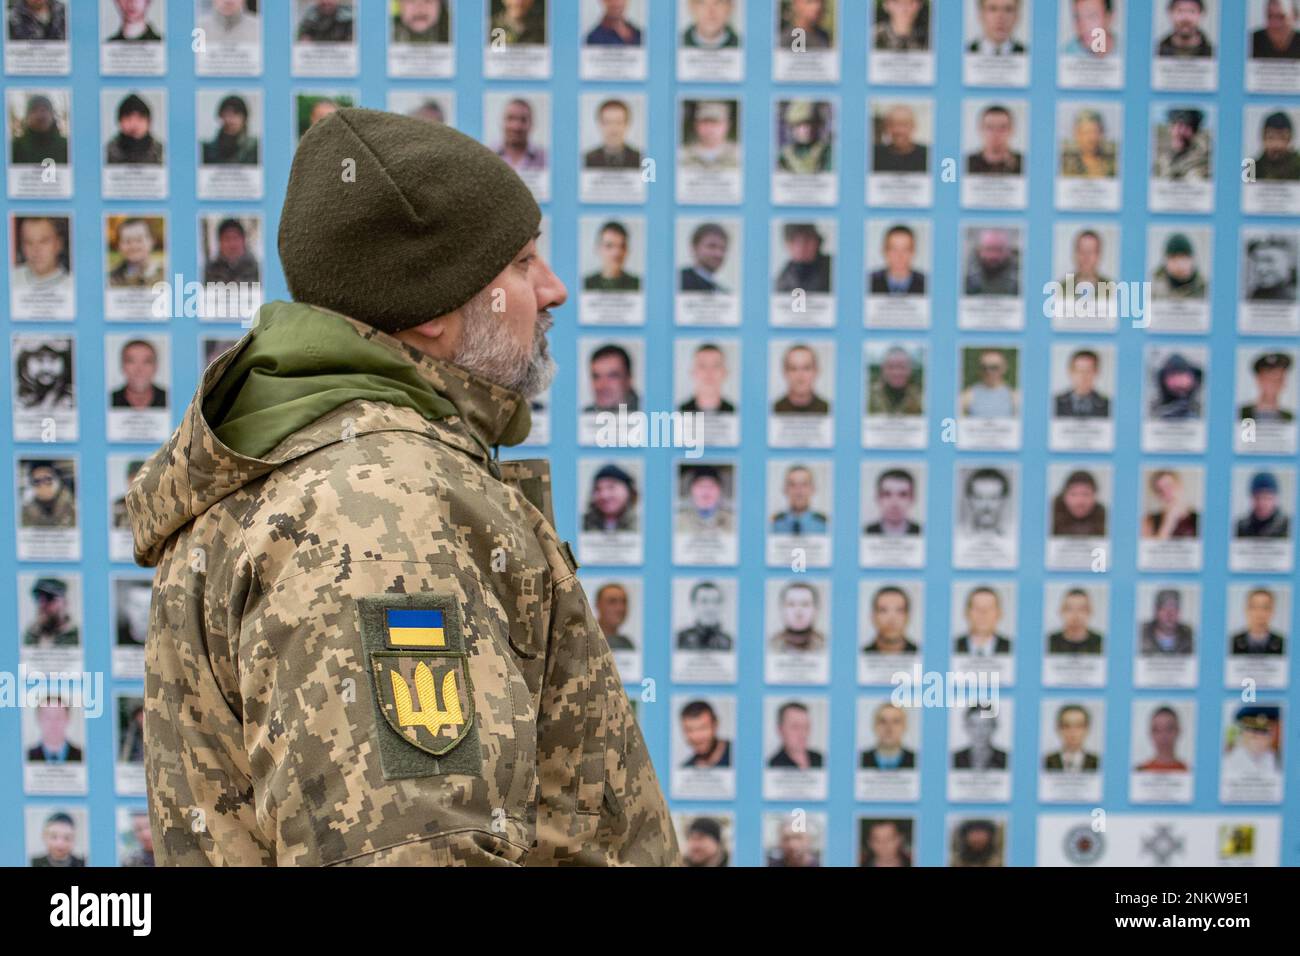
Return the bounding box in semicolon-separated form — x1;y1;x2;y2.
370;651;475;757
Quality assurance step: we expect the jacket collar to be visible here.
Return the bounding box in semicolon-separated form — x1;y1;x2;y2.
339;315;531;452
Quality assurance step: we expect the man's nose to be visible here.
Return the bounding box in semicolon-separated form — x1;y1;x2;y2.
536;257;568;309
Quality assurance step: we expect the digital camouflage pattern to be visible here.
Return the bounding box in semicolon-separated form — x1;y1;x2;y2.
127;309;679;866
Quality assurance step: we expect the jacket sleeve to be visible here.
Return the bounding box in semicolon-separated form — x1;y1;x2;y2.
235;557;543;866
529;559;681;866
145;514;541;866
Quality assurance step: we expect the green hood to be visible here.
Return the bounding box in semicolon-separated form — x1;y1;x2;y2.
203;301;461;459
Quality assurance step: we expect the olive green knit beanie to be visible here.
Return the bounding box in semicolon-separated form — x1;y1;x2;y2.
277;107;542;334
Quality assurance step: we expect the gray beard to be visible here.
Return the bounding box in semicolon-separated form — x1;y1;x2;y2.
452;290;556;398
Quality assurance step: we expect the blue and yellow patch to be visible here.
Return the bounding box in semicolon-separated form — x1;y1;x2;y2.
358;594;480;779
385;608;446;647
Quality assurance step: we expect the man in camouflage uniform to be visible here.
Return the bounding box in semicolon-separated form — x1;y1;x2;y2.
296;0;353;42
128;109;678;866
778;100;832;175
868;346;924;416
23;577;79;647
491;0;546;45
22;460;76;528
1153;108;1210;181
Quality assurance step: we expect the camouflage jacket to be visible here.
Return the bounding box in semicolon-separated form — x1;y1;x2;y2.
127;314;678;866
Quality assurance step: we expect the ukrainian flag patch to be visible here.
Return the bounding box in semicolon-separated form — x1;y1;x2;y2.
385;608;446;647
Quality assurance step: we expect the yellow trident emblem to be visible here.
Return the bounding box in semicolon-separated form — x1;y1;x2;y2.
390;662;463;738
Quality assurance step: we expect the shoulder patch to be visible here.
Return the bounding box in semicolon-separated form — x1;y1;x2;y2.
358;595;482;780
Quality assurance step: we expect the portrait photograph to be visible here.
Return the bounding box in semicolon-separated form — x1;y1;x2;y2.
16;456;80;561
956;344;1022;450
1057;0;1123;89
866;219;932;330
105;333;171;443
670;694;737;801
194;0;263;76
576;457;644;566
195;89;264;200
1133;581;1200;689
963;0;1030;87
764;812;825;867
947;702;1014;803
959;223;1024;330
767;339;835;448
674;337;741;447
864;340;927;449
9;213;73;321
485;91;551;203
484;0;551;79
762;696;830;802
1243;106;1300;213
388;0;454;78
773;98;837;207
1038;699;1104;803
579;217;645;326
25;806;88;868
855;698;921;803
673;460;739;566
675;812;734;867
579;93;648;204
765;459;832;568
16;571;82;670
104;215;167;321
1049;342;1116;452
677;97;742;205
1130;699;1195;804
868;99;934;208
6;88;72;198
292;0;358;77
871;0;934;85
1152;0;1219;91
1247;0;1300;92
773;0;839;83
577;336;643;443
764;578;831;685
770;219;836;327
1149;103;1215;213
101;88;167;200
1041;581;1108;688
1229;464;1295;574
1055;101;1121;211
1224;583;1290;691
1138;464;1205;572
952;463;1019;571
5;0;70;75
100;0;165;74
675;217;742;326
1220;701;1284;804
857;581;923;687
860;461;926;569
859;817;915;867
962;99;1028;209
583;576;642;683
11;331;76;442
1239;228;1300;334
677;0;744;82
22;696;87;795
949;579;1017;686
580;0;646;81
671;576;739;684
1142;344;1209;452
1235;346;1298;456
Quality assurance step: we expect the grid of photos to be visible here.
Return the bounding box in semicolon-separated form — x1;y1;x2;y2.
0;0;1296;869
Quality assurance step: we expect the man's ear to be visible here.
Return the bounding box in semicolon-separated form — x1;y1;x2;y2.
394;311;460;360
